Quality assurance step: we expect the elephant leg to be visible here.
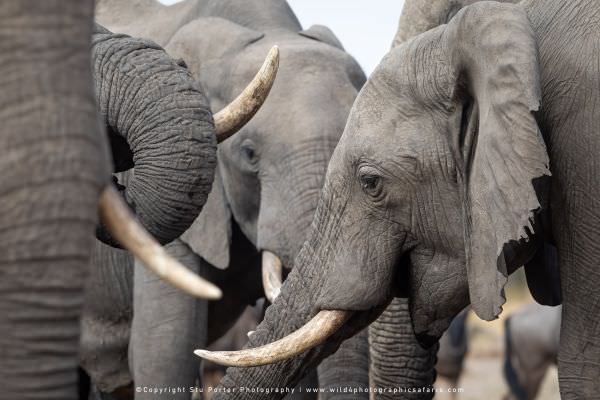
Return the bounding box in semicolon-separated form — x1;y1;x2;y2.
369;298;438;400
130;238;208;400
317;328;369;399
80;240;134;395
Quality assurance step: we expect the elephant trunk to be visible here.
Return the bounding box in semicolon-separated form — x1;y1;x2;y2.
0;1;110;398
317;328;370;399
199;187;384;399
369;298;438;399
92;24;216;245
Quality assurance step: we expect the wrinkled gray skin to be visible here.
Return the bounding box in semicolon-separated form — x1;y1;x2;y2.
79;22;220;398
503;303;561;400
369;298;438;399
213;1;600;399
90;0;368;398
0;1;110;399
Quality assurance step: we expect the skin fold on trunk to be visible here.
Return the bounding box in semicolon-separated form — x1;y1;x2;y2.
369;298;438;400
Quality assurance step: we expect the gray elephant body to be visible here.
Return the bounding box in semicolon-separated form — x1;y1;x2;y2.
504;303;561;400
86;0;368;398
211;1;600;399
0;1;111;398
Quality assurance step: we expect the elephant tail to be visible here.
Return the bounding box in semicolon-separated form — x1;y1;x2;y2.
503;317;527;400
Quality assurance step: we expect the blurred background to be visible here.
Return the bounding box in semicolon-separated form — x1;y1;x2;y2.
158;1;560;398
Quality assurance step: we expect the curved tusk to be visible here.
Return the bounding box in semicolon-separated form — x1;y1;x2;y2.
262;251;283;303
194;310;351;367
213;46;279;142
247;331;255;338
98;186;222;300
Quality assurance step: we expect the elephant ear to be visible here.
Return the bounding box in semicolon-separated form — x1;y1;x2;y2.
299;24;344;50
445;3;550;320
180;168;232;269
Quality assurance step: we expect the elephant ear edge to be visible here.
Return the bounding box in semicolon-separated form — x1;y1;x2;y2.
299;24;344;50
445;3;550;320
180;168;232;270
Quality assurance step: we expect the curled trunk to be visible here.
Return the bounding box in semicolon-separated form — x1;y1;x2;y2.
369;298;438;399
92;24;216;245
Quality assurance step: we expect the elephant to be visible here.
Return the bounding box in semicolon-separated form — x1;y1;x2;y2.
0;1;109;398
86;0;369;398
196;1;600;400
504;303;561;400
76;18;278;397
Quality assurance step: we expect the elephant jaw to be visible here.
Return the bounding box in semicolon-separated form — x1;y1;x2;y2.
194;309;352;367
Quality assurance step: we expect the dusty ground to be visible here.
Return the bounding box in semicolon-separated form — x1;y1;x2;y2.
434;270;560;399
435;358;559;400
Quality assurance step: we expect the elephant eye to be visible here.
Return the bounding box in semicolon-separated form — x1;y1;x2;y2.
359;171;383;197
240;140;258;165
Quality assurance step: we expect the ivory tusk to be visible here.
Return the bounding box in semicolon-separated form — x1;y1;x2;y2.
194;310;351;367
98;185;222;300
262;251;283;303
214;46;279;142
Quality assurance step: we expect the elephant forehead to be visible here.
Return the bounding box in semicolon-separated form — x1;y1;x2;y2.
342;85;437;159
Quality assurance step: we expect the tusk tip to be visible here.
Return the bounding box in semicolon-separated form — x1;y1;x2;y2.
200;286;223;301
194;349;208;358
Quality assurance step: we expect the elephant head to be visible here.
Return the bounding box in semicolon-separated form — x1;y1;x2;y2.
90;24;278;298
164;17;366;298
91;24;277;247
195;1;550;388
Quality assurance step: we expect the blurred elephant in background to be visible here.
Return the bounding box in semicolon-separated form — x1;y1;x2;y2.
0;1;110;398
436;309;469;395
197;2;600;400
504;303;561;400
90;0;369;398
78;20;277;398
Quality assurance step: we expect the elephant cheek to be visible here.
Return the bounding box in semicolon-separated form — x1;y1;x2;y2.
314;250;395;313
409;278;470;347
